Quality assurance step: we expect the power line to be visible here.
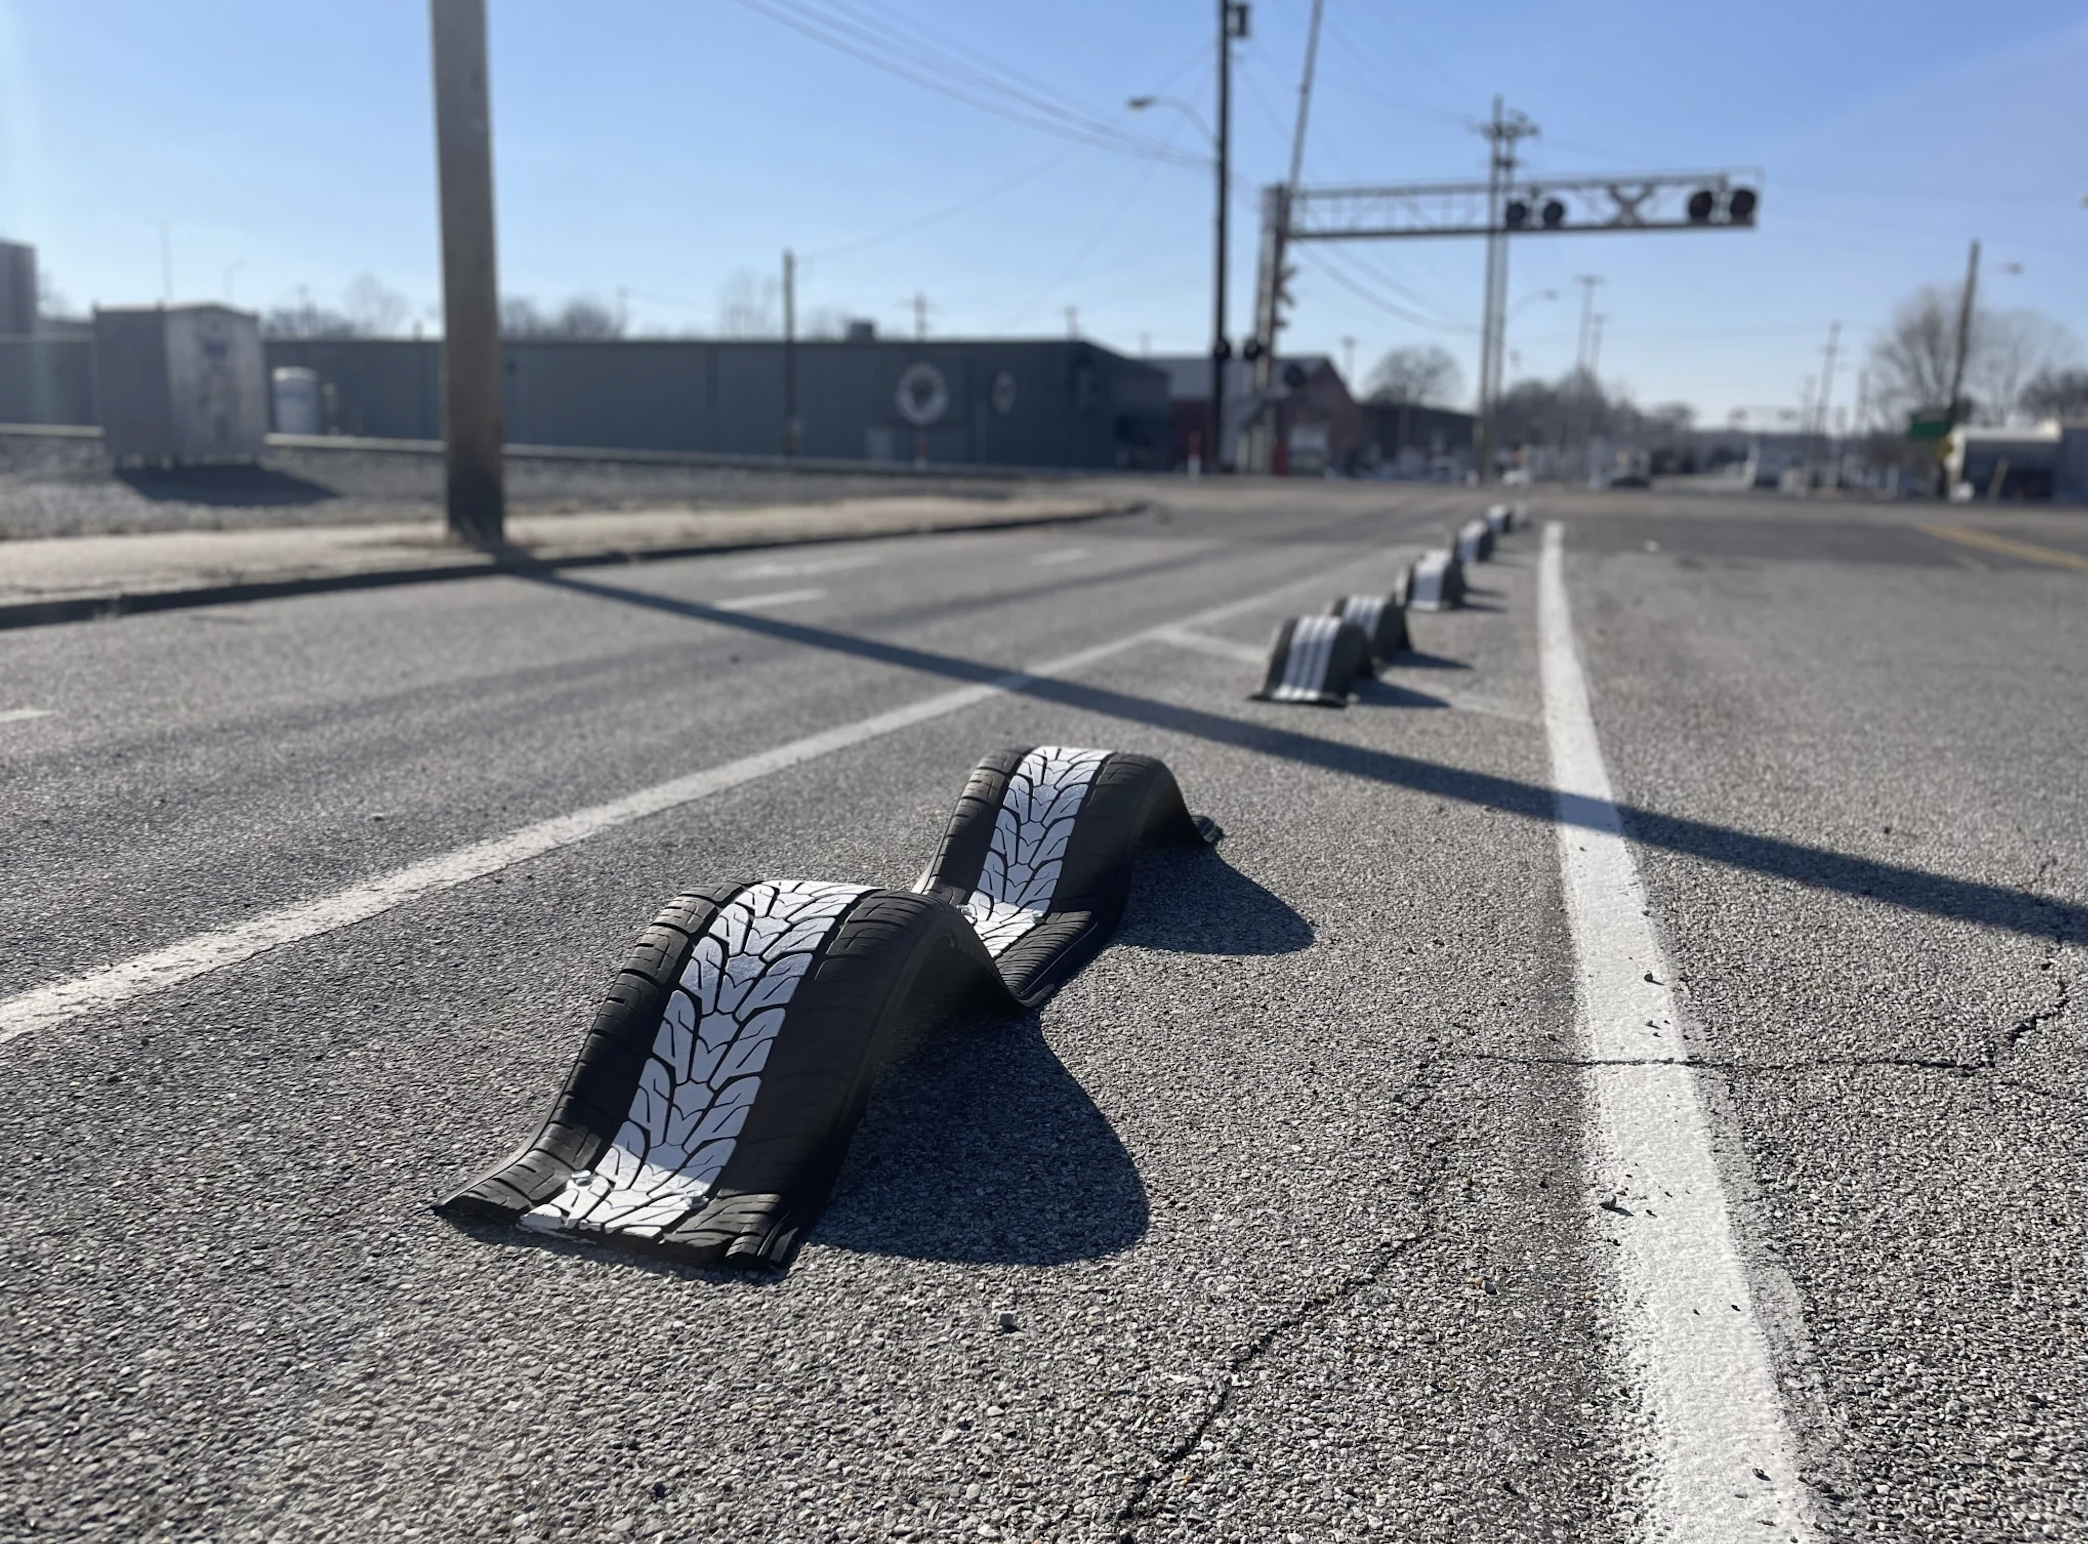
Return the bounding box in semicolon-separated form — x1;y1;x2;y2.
804;145;1081;264
729;0;1206;169
1297;245;1475;334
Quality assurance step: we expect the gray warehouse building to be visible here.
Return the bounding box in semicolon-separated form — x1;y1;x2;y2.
261;335;1170;470
1;301;1171;470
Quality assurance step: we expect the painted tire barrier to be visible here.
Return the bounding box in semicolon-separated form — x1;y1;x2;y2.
1455;518;1495;564
1252;615;1373;706
1485;502;1513;536
1404;549;1466;612
438;745;1207;1270
1330;592;1409;668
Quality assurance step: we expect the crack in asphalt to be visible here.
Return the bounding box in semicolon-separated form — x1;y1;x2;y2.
1100;1068;1456;1542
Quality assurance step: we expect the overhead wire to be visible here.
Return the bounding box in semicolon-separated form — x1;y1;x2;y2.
803;145;1083;264
1298;244;1477;335
728;0;1207;169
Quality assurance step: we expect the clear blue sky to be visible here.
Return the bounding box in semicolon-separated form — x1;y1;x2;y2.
3;0;2083;422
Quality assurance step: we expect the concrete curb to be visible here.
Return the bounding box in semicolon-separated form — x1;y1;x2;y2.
0;500;1148;633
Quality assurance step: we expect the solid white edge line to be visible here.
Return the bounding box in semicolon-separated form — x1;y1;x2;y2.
1538;521;1816;1542
0;560;1368;1048
0;708;56;725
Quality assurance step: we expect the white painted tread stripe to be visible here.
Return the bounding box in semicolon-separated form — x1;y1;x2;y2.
1539;521;1815;1541
0;708;55;726
0;563;1362;1047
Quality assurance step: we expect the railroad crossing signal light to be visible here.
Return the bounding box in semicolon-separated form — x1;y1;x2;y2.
1727;186;1758;224
1505;198;1531;229
1687;189;1717;224
1541;198;1566;228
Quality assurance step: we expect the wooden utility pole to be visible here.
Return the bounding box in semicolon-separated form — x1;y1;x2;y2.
1946;238;1980;427
430;0;505;547
1211;0;1239;472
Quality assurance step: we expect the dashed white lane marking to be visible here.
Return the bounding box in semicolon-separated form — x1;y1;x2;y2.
1539;522;1815;1542
0;708;55;726
727;552;885;580
711;587;827;612
0;561;1370;1048
1028;546;1090;566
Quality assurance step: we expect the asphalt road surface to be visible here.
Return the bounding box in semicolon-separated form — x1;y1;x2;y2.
2;485;2083;1543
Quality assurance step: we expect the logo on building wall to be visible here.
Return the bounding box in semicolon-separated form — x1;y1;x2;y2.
991;370;1018;416
894;362;950;427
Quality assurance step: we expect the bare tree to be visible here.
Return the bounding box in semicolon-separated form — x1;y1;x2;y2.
36;272;82;321
802;305;851;341
2021;367;2088;421
1867;285;1959;422
1868;283;2081;426
262;288;360;338
1967;309;2079;425
716;269;780;338
1365;343;1464;406
342;273;411;336
501;294;625;339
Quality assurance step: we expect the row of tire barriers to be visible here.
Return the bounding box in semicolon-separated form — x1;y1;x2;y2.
1253;502;1528;708
439;502;1527;1272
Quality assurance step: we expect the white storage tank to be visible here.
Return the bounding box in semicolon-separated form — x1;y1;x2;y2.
271;366;321;435
92;304;267;461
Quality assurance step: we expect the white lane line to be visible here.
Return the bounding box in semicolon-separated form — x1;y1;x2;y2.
1029;546;1090;567
0;562;1362;1048
1150;627;1267;667
0;708;55;726
711;587;826;612
1539;522;1815;1542
728;552;884;580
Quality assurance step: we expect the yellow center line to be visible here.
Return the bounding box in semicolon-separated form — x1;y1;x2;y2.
1921;522;2088;575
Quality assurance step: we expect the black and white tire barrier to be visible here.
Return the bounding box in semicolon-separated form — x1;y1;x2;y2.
1486;502;1513;536
1455;517;1496;564
439;745;1207;1270
1251;615;1374;707
1329;592;1409;668
1404;549;1466;612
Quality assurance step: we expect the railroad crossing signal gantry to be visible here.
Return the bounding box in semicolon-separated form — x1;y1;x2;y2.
1254;121;1762;481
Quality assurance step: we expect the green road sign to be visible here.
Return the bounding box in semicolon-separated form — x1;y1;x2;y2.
1908;415;1950;441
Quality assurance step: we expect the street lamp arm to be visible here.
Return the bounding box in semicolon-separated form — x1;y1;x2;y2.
1127;94;1216;148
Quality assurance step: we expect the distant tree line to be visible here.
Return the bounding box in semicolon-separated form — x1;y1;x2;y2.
259;269;860;342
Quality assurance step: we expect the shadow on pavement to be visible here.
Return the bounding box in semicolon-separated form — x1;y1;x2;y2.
1353;679;1454;711
1391;649;1471;671
115;463;337;506
1115;843;1314;956
530;570;2087;948
817;1008;1148;1265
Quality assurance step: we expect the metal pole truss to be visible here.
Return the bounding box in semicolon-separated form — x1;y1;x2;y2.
1286;170;1763;241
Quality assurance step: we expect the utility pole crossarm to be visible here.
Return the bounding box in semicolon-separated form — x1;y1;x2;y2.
1287;170;1764;240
